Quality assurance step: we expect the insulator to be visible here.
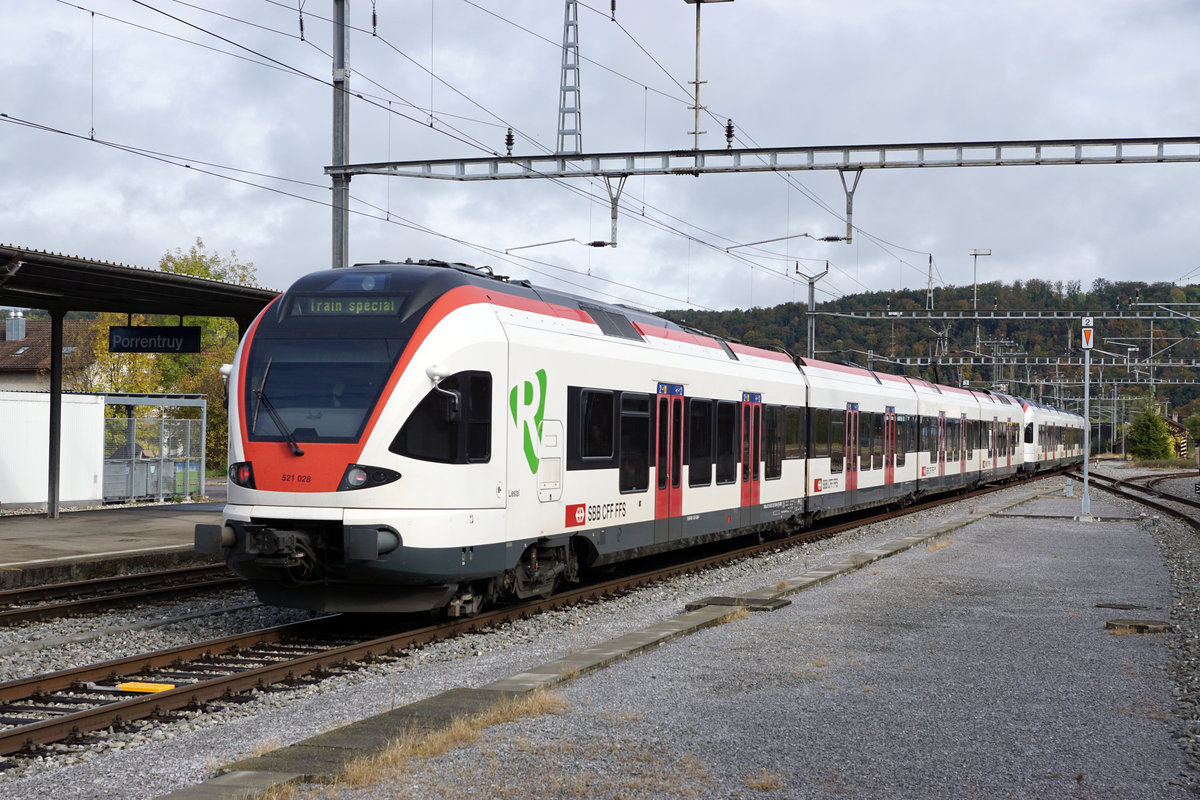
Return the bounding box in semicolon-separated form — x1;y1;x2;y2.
505;127;514;157
372;1;378;35
725;119;735;149
298;13;305;42
611;0;616;21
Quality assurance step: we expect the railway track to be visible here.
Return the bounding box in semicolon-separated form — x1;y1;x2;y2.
1072;469;1200;531
0;471;1059;760
0;565;244;627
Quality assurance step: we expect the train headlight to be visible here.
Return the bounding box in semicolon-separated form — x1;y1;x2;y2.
337;464;401;491
229;461;255;489
345;466;369;488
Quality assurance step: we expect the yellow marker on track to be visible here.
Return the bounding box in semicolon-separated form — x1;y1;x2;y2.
116;682;175;693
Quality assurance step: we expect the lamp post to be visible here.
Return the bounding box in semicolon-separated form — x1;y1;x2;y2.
683;0;734;151
969;249;991;351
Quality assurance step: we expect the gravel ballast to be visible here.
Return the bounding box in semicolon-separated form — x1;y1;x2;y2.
2;471;1198;799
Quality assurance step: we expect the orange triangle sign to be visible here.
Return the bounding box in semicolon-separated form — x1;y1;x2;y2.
1082;328;1093;348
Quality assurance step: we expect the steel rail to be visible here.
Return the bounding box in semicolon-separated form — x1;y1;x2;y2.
0;564;231;605
0;565;244;627
1073;470;1200;530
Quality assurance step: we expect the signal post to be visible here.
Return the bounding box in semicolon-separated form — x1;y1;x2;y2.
1081;316;1094;518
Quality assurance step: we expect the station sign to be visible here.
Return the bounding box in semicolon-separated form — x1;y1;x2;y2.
109;326;201;354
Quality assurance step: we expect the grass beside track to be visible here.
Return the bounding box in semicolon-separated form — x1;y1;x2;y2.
256;690;568;800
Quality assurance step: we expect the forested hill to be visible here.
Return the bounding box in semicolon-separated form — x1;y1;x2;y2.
666;277;1200;416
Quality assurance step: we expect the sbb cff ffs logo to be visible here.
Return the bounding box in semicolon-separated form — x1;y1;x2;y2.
566;503;586;527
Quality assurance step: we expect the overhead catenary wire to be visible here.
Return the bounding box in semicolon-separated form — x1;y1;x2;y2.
48;1;897;307
107;0;787;301
0;112;718;312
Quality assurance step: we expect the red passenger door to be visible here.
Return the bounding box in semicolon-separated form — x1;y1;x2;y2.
740;395;762;520
884;408;896;484
987;417;996;472
1007;422;1013;468
960;414;968;474
937;412;946;478
655;387;684;542
845;404;859;491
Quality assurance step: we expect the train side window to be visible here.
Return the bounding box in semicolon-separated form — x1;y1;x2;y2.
581;390;615;459
830;410;845;474
391;370;491;464
688;399;713;487
465;373;493;462
811;408;830;459
784;407;805;459
618;393;650;493
715;401;738;484
764;405;782;480
864;412;873;470
895;414;907;468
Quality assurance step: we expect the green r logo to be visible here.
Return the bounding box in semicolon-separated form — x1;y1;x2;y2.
509;369;547;474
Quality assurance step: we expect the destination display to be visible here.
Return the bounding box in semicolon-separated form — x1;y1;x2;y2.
108;326;201;354
296;295;402;316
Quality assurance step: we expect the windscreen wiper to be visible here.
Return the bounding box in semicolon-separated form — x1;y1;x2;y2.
251;357;271;434
253;387;304;456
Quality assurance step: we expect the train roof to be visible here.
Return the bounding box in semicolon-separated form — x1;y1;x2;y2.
282;260;796;367
283;262;1084;419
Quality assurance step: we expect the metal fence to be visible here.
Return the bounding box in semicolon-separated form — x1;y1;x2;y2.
103;417;205;502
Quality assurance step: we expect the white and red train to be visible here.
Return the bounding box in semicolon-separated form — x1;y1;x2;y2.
196;260;1085;615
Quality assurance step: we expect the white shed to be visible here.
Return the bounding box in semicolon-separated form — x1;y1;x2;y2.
0;391;106;510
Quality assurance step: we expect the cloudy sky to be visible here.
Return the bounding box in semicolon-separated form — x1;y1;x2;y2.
3;0;1198;313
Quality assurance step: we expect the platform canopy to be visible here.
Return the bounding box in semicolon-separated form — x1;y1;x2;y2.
0;244;277;330
0;244;280;519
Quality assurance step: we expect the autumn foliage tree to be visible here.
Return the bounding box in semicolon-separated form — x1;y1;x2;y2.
83;239;258;473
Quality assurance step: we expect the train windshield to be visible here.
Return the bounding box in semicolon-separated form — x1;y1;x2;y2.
243;338;401;443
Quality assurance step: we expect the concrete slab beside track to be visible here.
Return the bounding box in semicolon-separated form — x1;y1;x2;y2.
159;481;1191;799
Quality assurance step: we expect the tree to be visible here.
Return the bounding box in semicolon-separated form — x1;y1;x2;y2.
81;239;257;473
1127;406;1173;460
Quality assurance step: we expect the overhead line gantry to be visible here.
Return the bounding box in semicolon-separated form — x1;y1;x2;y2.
326;136;1200;245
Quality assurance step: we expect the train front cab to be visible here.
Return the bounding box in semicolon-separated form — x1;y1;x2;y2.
210;265;523;614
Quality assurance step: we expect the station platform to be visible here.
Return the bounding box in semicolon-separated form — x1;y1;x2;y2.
0;484;224;589
152;476;1194;800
